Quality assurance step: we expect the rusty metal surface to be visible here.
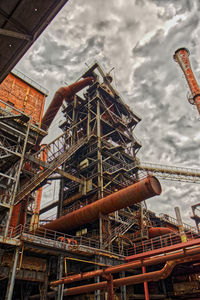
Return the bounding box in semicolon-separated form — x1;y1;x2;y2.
0;266;45;282
1;253;46;272
42;253;200;298
0;73;46;125
41;76;94;131
148;227;174;238
41;176;161;233
51;242;200;287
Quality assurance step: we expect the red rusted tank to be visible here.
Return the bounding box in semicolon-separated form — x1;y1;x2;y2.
148;227;174;238
41;76;94;131
41;176;161;233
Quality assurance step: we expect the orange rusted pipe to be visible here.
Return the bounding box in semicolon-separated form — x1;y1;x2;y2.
40;76;94;131
43;253;200;298
51;239;200;287
30;145;48;230
41;176;161;233
148;227;174;238
35;145;48;215
142;265;149;300
174;48;200;115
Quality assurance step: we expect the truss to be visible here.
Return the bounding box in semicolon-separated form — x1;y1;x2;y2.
138;162;200;184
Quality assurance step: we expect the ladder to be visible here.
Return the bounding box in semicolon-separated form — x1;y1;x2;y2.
15;137;87;204
103;214;135;248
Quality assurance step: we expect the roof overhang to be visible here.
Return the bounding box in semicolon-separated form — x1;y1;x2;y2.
0;0;69;83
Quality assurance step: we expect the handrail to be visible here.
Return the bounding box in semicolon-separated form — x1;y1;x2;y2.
128;230;199;256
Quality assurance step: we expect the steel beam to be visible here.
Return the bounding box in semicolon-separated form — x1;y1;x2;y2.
5;247;20;300
0;28;32;40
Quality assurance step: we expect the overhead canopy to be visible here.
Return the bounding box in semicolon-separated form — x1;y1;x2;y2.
0;0;68;83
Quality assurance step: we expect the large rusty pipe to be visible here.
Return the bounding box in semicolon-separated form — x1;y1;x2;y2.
41;176;161;233
61;261;175;296
40;76;94;132
174;48;200;115
51;242;200;287
59;254;200;296
148;227;174;238
30;251;200;299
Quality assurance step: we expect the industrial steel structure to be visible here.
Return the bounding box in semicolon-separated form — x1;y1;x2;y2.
0;57;200;299
1;16;200;298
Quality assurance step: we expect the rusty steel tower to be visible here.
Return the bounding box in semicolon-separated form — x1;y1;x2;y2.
57;62;143;249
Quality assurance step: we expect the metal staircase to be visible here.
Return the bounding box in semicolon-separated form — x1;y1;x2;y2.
14;137;87;204
103;214;135;248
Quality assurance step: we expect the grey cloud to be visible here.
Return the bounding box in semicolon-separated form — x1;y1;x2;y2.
15;0;200;226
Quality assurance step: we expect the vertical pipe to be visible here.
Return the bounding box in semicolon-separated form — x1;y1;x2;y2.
174;206;187;242
30;144;48;230
107;274;114;300
5;247;20;300
4;118;31;237
142;266;150;300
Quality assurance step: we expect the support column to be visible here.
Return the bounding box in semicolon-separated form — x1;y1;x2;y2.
39;258;49;300
4;119;31;237
95;275;101;300
57;162;66;218
120;272;127;300
142;265;149;300
97;99;104;250
175;206;187;242
96;99;103;198
56;255;64;300
5;247;20;300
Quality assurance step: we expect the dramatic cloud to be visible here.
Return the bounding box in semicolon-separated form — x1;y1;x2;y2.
16;0;200;225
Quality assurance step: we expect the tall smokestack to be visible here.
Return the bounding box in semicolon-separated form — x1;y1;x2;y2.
174;48;200;115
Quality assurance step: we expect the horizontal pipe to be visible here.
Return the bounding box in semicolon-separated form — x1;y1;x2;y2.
51;242;200;287
40;176;161;233
148;227;174;238
60;253;200;296
31;250;200;299
40;76;94;132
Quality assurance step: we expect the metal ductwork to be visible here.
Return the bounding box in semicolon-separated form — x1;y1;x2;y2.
41;176;161;233
31;246;200;298
40;76;94;133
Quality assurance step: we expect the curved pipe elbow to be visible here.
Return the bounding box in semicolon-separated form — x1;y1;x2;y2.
39;76;94;136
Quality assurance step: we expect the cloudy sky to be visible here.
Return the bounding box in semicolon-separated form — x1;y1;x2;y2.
17;0;200;225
